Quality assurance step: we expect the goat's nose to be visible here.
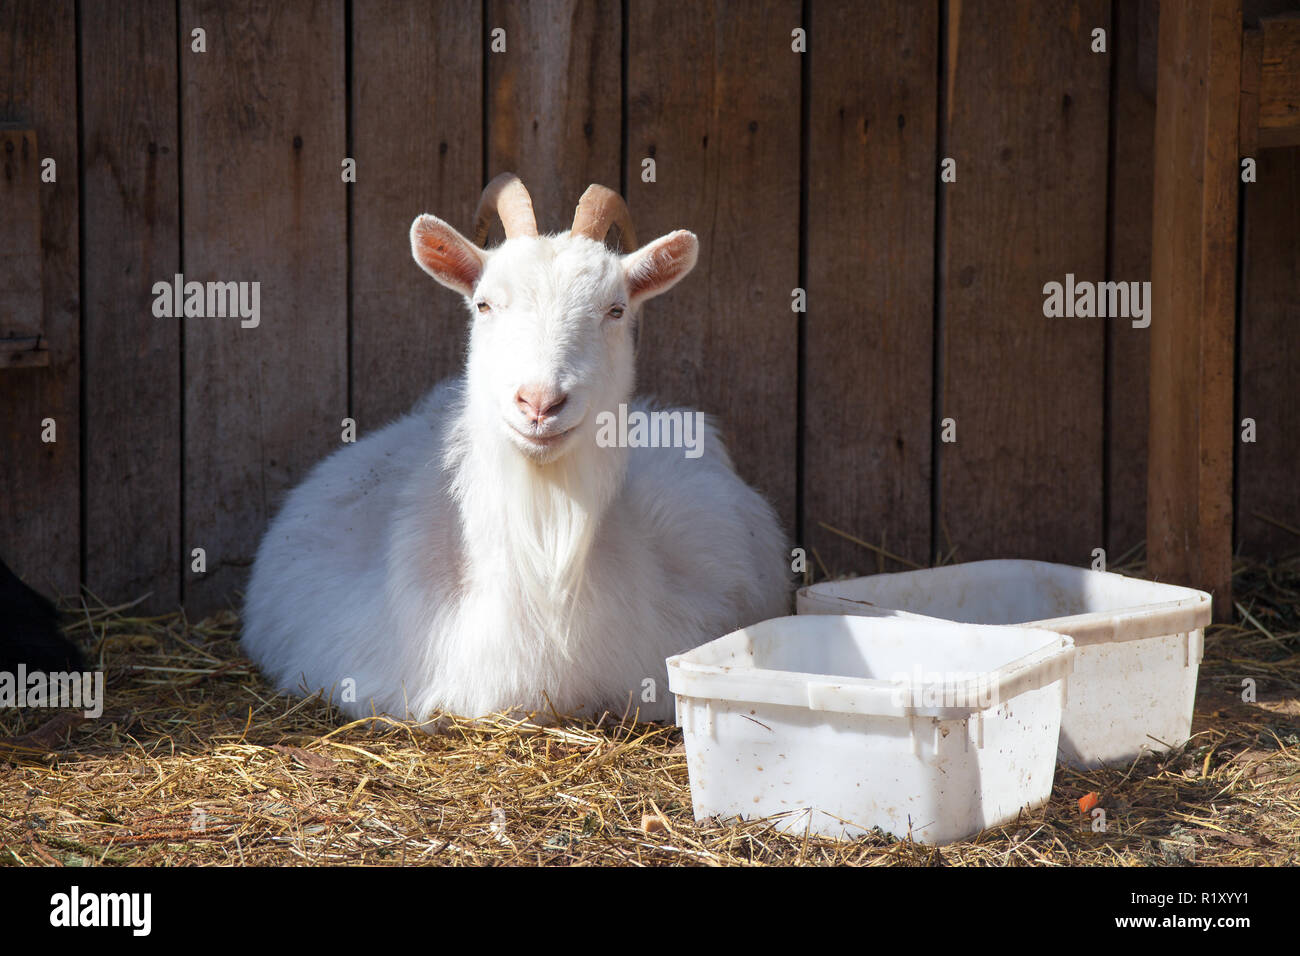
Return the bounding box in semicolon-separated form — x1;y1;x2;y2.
515;385;568;423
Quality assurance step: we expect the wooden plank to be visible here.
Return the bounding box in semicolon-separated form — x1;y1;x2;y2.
80;0;181;611
1106;0;1158;559
804;0;936;573
1258;13;1300;148
0;0;81;597
1148;0;1241;618
352;0;481;430
940;0;1109;564
485;0;622;232
0;340;49;368
0;129;43;341
181;1;347;615
1241;29;1262;157
626;0;801;537
1237;145;1300;557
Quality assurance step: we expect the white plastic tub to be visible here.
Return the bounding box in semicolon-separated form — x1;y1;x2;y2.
797;560;1212;769
667;615;1074;845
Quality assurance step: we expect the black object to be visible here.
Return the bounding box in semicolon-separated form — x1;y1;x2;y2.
0;557;85;674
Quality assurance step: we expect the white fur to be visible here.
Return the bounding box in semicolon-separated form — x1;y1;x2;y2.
241;223;789;725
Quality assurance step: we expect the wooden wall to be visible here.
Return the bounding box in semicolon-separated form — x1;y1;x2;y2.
1;0;1297;618
1;1;80;601
1238;0;1300;557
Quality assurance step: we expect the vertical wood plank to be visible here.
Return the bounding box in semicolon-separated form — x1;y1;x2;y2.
940;0;1110;564
1240;28;1262;157
81;0;181;610
181;1;347;615
485;0;622;231
352;0;482;430
1237;146;1300;557
1148;0;1240;617
1106;0;1158;558
804;0;937;572
0;0;80;597
627;0;801;535
0;130;44;346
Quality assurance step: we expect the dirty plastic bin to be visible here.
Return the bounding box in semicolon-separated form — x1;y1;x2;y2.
797;560;1211;769
667;615;1075;844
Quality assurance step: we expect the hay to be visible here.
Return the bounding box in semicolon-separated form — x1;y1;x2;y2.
1;554;1297;867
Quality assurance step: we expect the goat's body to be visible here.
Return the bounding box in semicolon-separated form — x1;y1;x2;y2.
242;378;788;724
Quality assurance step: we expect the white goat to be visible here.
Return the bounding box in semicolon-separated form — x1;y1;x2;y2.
241;174;789;725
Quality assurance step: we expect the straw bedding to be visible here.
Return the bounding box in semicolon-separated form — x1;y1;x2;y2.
1;551;1296;866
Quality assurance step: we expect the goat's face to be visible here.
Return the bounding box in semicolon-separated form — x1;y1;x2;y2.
410;202;698;464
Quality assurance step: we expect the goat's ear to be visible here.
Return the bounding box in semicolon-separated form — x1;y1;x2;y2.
623;230;698;306
410;215;485;296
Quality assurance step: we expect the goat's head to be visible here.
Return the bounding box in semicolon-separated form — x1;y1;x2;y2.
410;173;698;463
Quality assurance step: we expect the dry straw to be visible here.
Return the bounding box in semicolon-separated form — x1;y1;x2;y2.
2;551;1297;866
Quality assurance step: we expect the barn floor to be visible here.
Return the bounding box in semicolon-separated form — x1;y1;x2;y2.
1;556;1297;866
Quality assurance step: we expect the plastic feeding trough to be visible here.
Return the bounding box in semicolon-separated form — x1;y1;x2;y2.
797;560;1212;769
666;615;1074;845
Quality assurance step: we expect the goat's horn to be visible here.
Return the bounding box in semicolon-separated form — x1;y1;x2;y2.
472;173;539;246
570;184;638;252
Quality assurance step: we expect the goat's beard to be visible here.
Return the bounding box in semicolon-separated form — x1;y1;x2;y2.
444;396;628;657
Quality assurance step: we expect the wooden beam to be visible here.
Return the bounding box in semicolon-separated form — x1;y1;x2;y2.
1240;28;1261;157
1258;13;1300;148
1107;0;1159;558
1148;0;1241;621
1237;147;1300;559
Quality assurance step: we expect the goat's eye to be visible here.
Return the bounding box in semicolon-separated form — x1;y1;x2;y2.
607;305;625;320
475;301;491;314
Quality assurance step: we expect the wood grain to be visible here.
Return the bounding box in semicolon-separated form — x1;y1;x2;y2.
0;129;43;344
626;0;801;535
80;0;181;611
180;1;347;615
485;0;622;232
1147;0;1240;617
351;0;481;431
6;0;1294;615
804;0;937;572
0;0;81;597
1258;13;1300;147
940;0;1110;564
1106;0;1157;559
1241;28;1262;157
1237;146;1300;558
